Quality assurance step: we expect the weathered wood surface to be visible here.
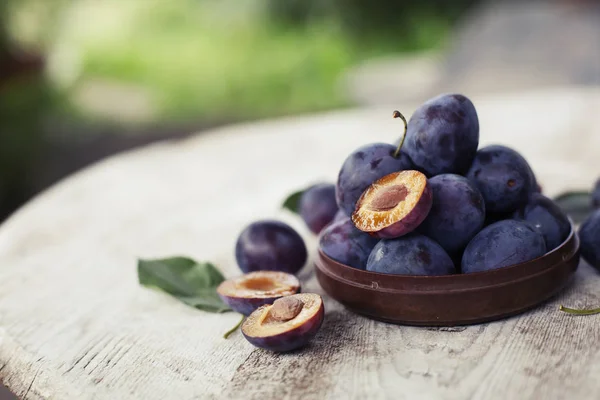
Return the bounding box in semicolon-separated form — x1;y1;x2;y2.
1;87;600;400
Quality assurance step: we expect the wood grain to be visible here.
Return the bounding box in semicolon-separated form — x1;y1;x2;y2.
0;88;600;399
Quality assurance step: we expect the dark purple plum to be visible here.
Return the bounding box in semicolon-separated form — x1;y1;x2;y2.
242;293;324;352
418;174;485;254
217;271;301;316
513;193;570;251
466;145;536;213
461;220;546;273
366;234;455;275
336;143;413;216
319;218;379;270
592;179;600;208
236;220;307;274
402;93;479;176
578;210;600;270
352;170;432;239
299;183;338;234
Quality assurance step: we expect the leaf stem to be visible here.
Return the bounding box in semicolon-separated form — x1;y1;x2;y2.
559;304;600;315
392;110;408;158
223;314;245;339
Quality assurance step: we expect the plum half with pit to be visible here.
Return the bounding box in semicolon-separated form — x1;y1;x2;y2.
402;93;479;176
217;271;300;316
236;220;307;274
418;174;485;254
336;143;414;216
299;183;338;234
241;293;324;352
466;145;536;213
366;233;455;275
352;170;432;239
579;210;600;271
319;217;379;270
513;193;570;251
461;220;546;274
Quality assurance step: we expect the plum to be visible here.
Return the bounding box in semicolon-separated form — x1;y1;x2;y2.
236;220;307;274
592;179;600;209
336;143;413;216
462;220;546;273
402;93;479;176
241;293;324;352
513;193;570;251
319;217;379;270
299;183;338;234
217;271;301;316
418;174;485;254
367;233;455;275
579;210;600;270
352;170;432;239
466;145;536;213
332;209;347;224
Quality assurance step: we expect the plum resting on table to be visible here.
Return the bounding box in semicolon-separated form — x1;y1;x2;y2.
319;217;379;270
461;220;546;273
466;145;536;213
579;210;600;271
336;143;413;216
236;220;307;274
418;174;485;254
217;271;301;316
352;170;432;239
366;233;455;276
241;293;324;352
401;93;479;177
513;193;570;251
299;183;338;234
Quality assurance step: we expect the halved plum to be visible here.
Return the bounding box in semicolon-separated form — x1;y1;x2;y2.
241;293;324;352
217;271;300;316
352;170;432;239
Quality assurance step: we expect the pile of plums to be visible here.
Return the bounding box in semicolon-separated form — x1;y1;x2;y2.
221;93;592;352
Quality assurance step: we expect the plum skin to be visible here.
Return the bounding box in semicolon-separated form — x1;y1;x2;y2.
418;174;485;254
336;143;413;216
402;93;479;176
513;193;570;251
366;234;455;275
236;220;307;274
592;179;600;209
466;145;536;213
579;210;600;270
461;220;546;273
299;183;338;234
319;218;379;270
242;302;324;352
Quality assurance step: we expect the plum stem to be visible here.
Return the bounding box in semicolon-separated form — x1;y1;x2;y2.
392;110;408;158
559;304;600;315
223;314;245;339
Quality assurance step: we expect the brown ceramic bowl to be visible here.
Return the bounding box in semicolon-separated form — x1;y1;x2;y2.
315;224;580;326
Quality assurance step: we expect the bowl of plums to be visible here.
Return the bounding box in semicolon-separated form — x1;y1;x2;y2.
216;92;600;352
313;93;581;326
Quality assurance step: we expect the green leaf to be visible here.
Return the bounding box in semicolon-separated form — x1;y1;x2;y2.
553;191;592;224
282;189;305;214
138;257;231;313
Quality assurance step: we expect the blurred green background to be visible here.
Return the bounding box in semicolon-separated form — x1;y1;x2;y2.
0;0;477;219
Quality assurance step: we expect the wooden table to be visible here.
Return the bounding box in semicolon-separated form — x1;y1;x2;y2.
1;87;600;400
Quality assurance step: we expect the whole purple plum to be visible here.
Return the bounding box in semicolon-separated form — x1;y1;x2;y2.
579;210;600;270
402;94;479;176
513;193;570;251
319;218;379;270
299;183;338;234
236;220;307;274
462;220;546;273
418;174;485;254
466;145;536;213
